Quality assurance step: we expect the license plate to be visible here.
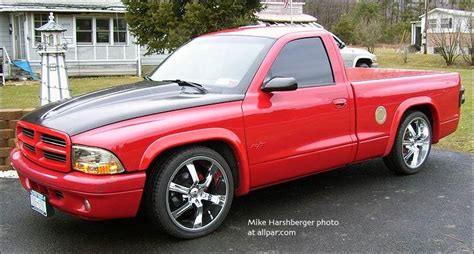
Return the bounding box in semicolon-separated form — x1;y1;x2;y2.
30;190;51;217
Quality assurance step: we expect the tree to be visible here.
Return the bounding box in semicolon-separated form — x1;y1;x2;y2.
332;0;383;46
429;29;461;66
381;20;411;43
332;14;356;44
352;1;380;21
399;30;410;64
355;17;383;53
460;15;473;65
123;0;262;54
305;0;355;29
458;0;474;11
351;1;383;52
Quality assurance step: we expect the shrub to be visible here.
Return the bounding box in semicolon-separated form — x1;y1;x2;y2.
123;0;262;54
332;14;356;44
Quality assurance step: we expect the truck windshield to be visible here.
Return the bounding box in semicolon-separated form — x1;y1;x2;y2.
149;35;274;94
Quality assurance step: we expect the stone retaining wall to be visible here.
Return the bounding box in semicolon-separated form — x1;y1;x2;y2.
0;109;34;171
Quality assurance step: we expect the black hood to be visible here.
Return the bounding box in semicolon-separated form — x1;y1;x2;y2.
21;81;244;136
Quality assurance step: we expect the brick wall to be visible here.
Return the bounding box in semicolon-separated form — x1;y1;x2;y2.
0;109;35;171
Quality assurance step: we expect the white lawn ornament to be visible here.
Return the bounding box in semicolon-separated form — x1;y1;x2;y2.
36;12;71;105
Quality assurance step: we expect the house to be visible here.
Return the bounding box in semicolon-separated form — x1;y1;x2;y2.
411;8;473;54
0;0;165;78
0;0;314;78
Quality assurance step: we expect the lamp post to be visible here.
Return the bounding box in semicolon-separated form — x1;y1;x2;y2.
36;12;71;106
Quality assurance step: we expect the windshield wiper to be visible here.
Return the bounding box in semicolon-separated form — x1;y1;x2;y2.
161;79;208;94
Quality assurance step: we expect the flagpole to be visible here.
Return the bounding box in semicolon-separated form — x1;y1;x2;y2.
290;0;293;24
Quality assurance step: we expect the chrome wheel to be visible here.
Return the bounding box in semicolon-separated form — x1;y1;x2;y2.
166;156;229;231
401;117;431;169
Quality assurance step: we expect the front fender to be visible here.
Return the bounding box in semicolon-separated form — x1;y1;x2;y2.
139;128;251;196
383;97;440;156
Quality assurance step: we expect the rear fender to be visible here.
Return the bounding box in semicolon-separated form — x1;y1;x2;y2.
139;128;251;196
383;97;440;156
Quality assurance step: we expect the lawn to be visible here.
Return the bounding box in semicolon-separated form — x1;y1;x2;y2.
0;49;472;153
0;76;142;109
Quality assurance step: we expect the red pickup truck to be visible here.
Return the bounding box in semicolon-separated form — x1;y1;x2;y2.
11;27;463;239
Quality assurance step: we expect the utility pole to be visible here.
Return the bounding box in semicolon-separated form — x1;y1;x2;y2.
423;0;429;54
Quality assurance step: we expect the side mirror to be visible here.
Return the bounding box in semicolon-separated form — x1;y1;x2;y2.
339;42;346;49
261;77;298;92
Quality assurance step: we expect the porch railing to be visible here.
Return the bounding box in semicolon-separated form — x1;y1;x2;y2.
0;46;12;85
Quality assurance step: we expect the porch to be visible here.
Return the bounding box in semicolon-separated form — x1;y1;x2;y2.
0;5;165;79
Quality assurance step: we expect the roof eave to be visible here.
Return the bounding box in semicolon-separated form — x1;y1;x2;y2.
0;6;126;13
419;8;474;18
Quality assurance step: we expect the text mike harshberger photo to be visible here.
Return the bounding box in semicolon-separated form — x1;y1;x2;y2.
248;218;340;228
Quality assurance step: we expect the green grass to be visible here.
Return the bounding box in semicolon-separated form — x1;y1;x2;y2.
0;76;142;109
375;48;472;153
0;49;472;153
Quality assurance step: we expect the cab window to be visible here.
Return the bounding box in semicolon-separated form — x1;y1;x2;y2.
268;37;335;88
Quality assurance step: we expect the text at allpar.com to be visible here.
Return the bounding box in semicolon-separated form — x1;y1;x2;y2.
247;218;339;237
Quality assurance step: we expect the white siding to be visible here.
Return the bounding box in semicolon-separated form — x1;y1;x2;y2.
27;12;141;76
422;11;472;34
0;13;12;59
1;7;172;76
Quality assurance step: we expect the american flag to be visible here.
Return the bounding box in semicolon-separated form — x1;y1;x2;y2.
283;0;291;9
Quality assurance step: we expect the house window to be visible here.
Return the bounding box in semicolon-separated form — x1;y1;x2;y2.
429;19;437;29
33;14;49;44
113;18;127;44
440;18;452;29
76;18;93;44
96;18;110;43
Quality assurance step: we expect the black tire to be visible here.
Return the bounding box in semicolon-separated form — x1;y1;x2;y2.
356;62;371;68
145;146;234;239
383;111;432;175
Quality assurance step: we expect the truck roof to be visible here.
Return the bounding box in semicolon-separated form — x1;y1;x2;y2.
210;26;325;39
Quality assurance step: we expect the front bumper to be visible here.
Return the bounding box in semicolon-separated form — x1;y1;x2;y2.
10;148;146;220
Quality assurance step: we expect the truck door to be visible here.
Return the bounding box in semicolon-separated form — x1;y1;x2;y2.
243;36;355;188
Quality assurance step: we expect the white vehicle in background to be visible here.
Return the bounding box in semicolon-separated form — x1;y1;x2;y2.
332;33;378;68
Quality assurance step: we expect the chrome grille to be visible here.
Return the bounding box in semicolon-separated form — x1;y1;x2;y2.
43;151;67;163
41;134;66;148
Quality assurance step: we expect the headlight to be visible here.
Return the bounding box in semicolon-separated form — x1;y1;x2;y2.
72;145;125;175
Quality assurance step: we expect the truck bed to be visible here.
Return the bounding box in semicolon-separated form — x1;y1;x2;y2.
346;68;445;82
345;67;461;162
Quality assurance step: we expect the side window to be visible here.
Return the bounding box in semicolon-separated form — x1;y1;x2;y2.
96;18;111;43
269;37;335;88
113;18;127;44
76;18;93;44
